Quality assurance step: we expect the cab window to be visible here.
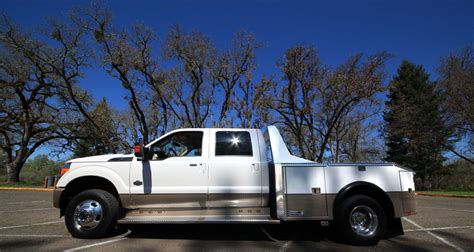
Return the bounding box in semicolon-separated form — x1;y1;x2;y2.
215;131;253;156
149;131;203;160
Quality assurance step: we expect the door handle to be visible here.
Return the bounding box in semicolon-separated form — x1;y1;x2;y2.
189;164;197;167
133;180;143;186
312;187;321;194
251;164;260;174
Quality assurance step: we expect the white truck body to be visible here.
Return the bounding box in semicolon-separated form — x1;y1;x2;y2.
54;126;416;242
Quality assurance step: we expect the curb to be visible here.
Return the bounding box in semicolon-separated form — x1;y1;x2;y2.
0;187;53;192
416;192;474;199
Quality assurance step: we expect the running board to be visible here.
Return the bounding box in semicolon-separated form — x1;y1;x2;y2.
118;215;280;224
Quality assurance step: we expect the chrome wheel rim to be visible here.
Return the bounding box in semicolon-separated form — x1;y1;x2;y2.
349;205;378;237
73;200;103;230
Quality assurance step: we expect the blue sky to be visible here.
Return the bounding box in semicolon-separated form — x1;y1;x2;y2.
2;0;473;109
1;0;473;159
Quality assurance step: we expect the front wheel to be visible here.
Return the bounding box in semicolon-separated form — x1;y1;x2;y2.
335;195;386;245
65;189;119;239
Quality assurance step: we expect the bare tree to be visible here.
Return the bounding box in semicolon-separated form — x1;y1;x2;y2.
72;4;156;143
315;52;390;162
76;2;260;139
163;26;216;128
437;45;474;163
326;94;384;163
46;19;122;153
0;13;126;181
260;45;390;162
214;31;259;126
0;16;81;182
261;45;325;160
335;112;384;162
164;26;261;128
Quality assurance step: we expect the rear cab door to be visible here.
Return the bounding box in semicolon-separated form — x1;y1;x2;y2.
207;129;265;208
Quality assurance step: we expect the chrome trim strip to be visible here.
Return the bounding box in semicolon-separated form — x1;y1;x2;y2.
118;216;280;224
125;194;207;209
274;164;286;219
125;207;270;217
122;193;270;209
208;194;265;208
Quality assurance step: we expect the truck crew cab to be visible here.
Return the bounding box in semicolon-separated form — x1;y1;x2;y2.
53;126;416;244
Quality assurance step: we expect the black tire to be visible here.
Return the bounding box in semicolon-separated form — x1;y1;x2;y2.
65;189;119;239
335;195;386;245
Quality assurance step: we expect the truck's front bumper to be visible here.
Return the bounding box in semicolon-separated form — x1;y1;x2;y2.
53;188;64;208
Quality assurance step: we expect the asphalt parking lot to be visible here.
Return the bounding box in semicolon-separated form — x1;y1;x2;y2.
0;190;472;251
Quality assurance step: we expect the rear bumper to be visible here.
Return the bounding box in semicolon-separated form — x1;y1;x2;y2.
401;191;417;216
388;191;417;217
53;188;64;208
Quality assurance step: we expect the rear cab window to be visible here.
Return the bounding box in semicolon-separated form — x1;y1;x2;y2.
215;131;253;156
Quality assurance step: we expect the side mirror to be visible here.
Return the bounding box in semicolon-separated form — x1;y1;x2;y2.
134;139;147;160
134;143;144;158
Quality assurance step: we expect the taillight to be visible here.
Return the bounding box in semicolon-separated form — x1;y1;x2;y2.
59;163;71;175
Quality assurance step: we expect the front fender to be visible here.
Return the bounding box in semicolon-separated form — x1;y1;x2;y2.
56;165;129;194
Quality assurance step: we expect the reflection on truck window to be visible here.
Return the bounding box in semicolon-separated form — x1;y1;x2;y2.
149;131;203;160
263;128;273;162
215;131;253;156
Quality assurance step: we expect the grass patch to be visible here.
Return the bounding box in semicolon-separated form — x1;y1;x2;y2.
418;191;474;197
0;182;44;188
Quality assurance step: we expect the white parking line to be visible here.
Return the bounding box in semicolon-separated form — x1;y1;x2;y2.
0;221;63;230
260;227;279;242
5;200;47;205
405;226;474;232
260;227;293;252
417;206;474;213
64;237;128;251
279;241;293;252
0;208;55;213
0;234;69;238
403;217;465;252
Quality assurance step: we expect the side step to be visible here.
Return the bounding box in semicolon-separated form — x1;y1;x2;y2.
118;215;280;224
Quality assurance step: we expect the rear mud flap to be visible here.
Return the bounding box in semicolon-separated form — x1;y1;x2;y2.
385;218;404;238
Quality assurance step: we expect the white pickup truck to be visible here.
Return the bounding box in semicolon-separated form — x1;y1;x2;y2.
53;126;416;244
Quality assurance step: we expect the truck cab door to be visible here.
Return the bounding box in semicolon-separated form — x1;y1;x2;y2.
207;130;264;208
129;129;209;209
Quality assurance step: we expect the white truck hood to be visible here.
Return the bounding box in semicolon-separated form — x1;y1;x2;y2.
67;153;134;163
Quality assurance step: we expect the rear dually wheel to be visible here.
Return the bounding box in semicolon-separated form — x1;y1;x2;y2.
335;195;387;245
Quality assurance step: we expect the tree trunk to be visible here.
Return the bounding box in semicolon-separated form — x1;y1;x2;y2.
6;162;20;183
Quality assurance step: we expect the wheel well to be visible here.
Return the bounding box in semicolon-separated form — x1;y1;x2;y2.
59;176;120;216
333;182;395;219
